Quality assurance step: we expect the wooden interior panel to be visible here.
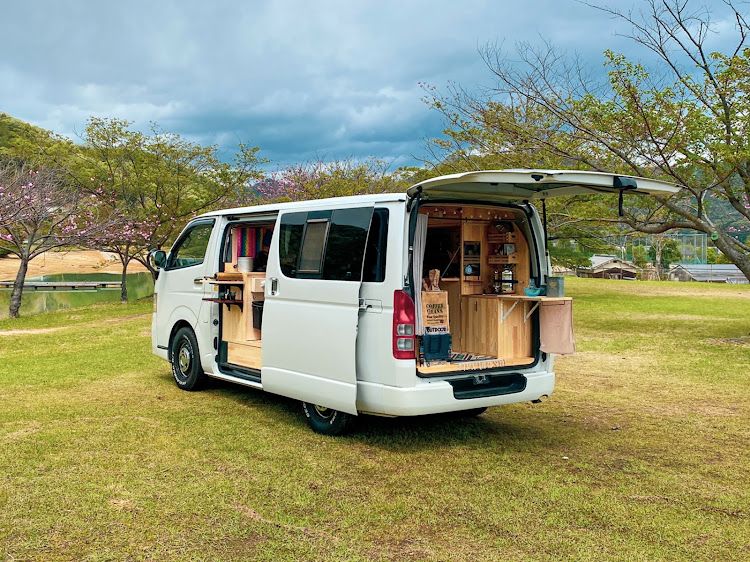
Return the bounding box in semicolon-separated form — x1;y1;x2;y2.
222;302;245;341
496;297;533;358
419;204;538;373
443;280;462;351
227;340;262;370
417;356;535;374
461;296;499;357
241;272;265;341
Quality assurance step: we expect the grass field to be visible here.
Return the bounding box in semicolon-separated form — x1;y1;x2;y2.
1;278;748;561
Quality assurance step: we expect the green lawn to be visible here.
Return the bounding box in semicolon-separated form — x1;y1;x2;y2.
1;279;748;561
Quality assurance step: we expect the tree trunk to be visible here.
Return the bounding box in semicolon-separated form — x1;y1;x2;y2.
713;234;750;282
120;258;129;302
8;256;29;318
141;258;159;282
652;236;665;280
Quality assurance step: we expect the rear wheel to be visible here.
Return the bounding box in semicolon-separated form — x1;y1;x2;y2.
170;327;206;391
302;402;352;436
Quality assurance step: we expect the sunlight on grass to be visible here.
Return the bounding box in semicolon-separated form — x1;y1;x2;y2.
0;281;748;560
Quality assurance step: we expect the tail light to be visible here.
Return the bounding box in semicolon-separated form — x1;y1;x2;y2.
393;290;416;359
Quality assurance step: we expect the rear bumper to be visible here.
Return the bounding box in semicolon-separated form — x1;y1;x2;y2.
356;371;554;416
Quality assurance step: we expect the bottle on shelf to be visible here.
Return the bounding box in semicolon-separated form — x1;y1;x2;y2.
501;265;514;293
492;269;502;294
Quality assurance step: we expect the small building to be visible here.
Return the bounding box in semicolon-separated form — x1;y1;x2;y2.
668;264;748;284
551;265;577;276
578;254;640;280
638;266;660;281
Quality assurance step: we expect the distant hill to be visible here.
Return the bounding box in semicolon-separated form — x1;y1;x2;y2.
0;112;55;150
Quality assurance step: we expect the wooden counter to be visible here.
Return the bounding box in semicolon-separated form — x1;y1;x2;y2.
460;294;571;359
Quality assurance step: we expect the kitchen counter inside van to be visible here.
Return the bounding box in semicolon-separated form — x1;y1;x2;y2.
459;294;571;359
468;294;572;301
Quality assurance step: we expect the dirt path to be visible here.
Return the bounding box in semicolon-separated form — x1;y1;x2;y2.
0;250;148;280
0;313;152;336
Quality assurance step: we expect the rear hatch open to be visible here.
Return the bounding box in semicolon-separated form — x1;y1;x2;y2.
407;169;679;202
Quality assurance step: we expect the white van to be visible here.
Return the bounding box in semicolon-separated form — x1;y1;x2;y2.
150;169;677;434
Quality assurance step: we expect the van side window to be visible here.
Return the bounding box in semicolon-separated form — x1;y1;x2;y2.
298;219;330;274
323;208;372;281
278;207;376;281
167;221;214;269
279;212;306;277
362;208;388;282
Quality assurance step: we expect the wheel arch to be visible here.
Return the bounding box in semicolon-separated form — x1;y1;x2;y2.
168;320;195;361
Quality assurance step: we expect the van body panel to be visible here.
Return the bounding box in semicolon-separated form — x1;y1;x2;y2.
263;367;358;413
356;371;555;416
356;201;406;387
408;169;680;201
153;219;218;357
260;204;375;415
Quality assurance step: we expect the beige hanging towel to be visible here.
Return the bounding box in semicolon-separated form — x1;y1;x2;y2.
539;299;576;356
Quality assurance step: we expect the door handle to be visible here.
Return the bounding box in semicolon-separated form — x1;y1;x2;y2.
269;277;278;295
193;278;204;285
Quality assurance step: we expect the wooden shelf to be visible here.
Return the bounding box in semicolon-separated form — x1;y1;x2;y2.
203;298;243;310
487;255;518;265
209;279;245;287
487;233;514;243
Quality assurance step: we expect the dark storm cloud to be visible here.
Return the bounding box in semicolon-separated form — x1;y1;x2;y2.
1;0;742;168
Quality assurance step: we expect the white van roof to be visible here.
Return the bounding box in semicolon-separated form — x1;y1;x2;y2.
408;169;680;201
197;193;405;218
196;169;679;219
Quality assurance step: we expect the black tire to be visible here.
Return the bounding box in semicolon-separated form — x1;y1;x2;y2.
302;402;352;436
170;327;206;391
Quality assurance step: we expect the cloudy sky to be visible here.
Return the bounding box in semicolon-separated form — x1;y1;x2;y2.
0;0;741;170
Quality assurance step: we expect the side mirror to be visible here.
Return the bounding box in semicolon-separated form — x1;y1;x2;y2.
149;249;167;269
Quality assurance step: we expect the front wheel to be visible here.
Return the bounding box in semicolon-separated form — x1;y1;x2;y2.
302;402;352;436
170;327;206;391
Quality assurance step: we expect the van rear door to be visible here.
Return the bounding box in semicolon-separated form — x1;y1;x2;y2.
407;169;680;201
261;204;375;415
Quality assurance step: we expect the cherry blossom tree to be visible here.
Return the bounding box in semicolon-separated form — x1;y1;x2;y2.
256;158;407;203
0;163;119;318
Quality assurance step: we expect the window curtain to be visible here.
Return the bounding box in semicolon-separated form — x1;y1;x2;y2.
412;214;428;335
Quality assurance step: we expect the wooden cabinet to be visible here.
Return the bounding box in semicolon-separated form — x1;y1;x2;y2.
496;297;532;359
460;295;534;360
461;296;499;357
209;272;265;342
